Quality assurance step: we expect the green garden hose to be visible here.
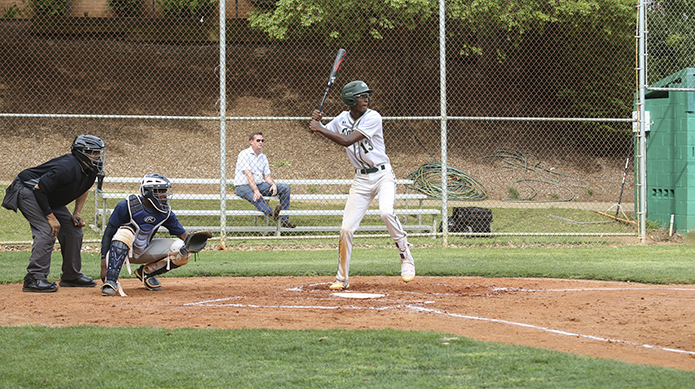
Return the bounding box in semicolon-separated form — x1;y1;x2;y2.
481;147;589;202
406;162;487;200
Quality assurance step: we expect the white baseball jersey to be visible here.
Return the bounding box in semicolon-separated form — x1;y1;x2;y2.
324;109;390;170
233;146;270;186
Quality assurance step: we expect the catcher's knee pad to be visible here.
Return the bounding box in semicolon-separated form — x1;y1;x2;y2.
142;240;189;277
169;239;190;267
113;226;135;248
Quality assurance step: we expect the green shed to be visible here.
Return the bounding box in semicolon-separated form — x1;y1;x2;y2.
645;68;695;233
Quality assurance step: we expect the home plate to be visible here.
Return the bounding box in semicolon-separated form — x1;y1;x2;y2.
332;292;386;299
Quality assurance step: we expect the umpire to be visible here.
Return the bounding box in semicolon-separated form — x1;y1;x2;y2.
3;135;106;293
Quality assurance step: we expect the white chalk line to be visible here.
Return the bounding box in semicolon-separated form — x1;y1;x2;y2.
525;287;695;292
185;299;436;311
183;293;435;309
183;282;695;357
409;306;695;356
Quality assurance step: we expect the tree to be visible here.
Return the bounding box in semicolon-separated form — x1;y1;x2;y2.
646;0;695;84
248;0;634;49
248;0;436;46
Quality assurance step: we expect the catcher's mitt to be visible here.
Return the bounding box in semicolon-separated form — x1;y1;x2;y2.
184;230;213;253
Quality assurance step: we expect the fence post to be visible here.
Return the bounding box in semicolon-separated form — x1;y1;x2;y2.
439;0;448;247
637;0;647;243
218;0;228;248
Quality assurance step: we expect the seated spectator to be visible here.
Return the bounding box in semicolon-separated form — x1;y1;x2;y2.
233;132;295;228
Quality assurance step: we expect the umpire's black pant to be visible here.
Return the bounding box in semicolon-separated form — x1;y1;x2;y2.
17;186;84;281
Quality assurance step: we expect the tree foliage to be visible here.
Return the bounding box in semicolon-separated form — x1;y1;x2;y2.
647;0;695;84
28;0;70;16
248;0;436;45
248;0;635;48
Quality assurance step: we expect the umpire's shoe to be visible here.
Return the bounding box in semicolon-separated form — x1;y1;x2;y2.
22;274;58;293
135;266;162;291
59;274;97;288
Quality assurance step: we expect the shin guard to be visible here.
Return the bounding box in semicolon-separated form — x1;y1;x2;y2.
106;240;129;282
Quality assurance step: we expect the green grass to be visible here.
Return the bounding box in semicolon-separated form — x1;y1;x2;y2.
508;186;520;199
1;326;693;388
2;245;695;284
2;247;695;386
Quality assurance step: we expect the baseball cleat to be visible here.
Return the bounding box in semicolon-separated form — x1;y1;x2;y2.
135;266;162;291
143;276;162;291
101;280;117;296
329;279;349;290
400;258;415;283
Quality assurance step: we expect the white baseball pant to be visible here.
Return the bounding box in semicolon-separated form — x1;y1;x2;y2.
336;165;412;283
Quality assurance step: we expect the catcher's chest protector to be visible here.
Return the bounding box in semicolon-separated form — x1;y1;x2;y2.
127;194;171;254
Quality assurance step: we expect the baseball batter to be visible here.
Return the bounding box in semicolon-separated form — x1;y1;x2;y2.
309;80;415;290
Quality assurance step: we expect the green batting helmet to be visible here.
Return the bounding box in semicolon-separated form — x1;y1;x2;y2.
341;81;374;107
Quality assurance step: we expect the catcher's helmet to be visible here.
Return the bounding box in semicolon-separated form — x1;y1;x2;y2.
341;81;374;107
140;174;172;213
71;135;106;176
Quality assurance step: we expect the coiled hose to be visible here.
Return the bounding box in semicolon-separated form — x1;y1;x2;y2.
481;147;589;202
406;162;487;200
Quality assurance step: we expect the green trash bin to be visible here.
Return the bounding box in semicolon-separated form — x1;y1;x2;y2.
645;68;695;232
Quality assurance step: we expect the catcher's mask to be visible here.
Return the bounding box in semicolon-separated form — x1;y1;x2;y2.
341;81;374;107
71;134;106;176
140;174;172;213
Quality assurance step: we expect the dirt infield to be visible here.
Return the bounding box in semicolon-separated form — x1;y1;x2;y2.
2;276;694;371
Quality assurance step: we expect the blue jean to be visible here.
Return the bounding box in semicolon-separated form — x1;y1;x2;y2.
235;182;291;221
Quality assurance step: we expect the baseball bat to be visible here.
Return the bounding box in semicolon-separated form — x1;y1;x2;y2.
317;48;346;112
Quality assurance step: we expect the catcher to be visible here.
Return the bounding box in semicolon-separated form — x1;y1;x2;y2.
99;173;212;296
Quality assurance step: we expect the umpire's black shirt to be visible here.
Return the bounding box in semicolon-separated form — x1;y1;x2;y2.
17;153;97;215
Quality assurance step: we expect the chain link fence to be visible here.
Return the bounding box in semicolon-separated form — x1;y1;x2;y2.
647;0;695;87
1;1;653;247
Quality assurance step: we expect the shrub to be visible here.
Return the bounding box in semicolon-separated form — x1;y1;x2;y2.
1;3;25;18
28;0;69;16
